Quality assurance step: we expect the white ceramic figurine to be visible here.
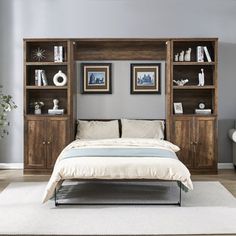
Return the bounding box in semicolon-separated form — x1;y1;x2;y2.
198;68;205;86
184;48;192;61
179;51;184;61
53;99;59;110
173;79;189;86
174;53;179;61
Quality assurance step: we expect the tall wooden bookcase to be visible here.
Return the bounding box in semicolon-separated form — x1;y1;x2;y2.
23;39;76;173
168;38;218;173
23;38;218;174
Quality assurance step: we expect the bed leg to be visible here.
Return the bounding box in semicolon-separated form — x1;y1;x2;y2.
179;182;182;207
54;189;58;207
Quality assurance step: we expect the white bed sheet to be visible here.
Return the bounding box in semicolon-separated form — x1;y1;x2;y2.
42;138;193;203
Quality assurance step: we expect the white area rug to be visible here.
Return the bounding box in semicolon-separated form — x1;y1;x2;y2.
0;181;236;235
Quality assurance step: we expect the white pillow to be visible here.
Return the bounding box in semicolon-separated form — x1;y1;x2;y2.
121;119;165;139
76;120;120;139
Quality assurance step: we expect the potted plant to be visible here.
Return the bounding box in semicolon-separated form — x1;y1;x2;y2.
0;85;17;138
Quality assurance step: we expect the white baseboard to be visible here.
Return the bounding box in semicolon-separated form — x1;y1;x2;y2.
218;163;235;169
0;163;23;170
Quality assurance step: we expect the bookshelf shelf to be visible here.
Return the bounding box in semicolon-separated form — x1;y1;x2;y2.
173;85;215;90
26;62;68;66
173;62;215;66
169;38;218;173
26;86;68;90
24;39;75;173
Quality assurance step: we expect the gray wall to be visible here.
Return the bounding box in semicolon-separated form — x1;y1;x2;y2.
77;61;165;119
0;0;236;163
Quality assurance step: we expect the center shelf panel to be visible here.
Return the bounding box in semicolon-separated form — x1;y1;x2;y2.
74;39;168;60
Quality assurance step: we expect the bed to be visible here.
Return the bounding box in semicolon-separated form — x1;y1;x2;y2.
42;119;193;206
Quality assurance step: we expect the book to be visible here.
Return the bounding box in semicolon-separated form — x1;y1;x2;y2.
48;109;64;115
35;70;47;86
37;70;42;86
195;109;212;115
54;46;59;62
35;70;39;85
203;46;212;62
197;46;204;62
54;46;63;62
41;70;48;86
59;46;63;62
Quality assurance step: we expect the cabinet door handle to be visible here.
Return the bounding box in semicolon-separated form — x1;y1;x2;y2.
47;141;51;144
190;141;193;145
42;141;46;145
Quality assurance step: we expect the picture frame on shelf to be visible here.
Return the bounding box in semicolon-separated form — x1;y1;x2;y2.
174;102;183;114
130;63;161;94
81;63;112;94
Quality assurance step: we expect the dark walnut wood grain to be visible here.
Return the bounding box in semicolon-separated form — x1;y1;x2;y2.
194;117;216;169
46;117;69;168
24;39;75;173
168;38;218;174
24;116;70;172
25;117;47;169
171;116;217;173
74;39;167;61
171;117;193;168
24;38;218;174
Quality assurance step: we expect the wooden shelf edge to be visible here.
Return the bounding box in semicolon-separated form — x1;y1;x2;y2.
25;86;68;90
25;114;69;118
25;62;68;66
171;38;218;42
173;86;215;89
171;114;217;117
172;62;215;66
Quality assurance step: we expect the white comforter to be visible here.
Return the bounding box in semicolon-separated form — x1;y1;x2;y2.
42;138;193;203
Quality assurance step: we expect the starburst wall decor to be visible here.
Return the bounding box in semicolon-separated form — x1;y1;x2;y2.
32;47;46;61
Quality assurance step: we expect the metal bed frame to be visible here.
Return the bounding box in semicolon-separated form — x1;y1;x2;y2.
54;180;182;207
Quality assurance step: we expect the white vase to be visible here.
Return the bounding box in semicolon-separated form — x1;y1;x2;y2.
53;70;67;86
35;108;41;115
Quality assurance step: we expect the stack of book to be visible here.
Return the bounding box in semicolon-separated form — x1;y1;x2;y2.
48;109;64;115
35;70;48;86
54;46;64;62
195;109;212;115
197;46;212;62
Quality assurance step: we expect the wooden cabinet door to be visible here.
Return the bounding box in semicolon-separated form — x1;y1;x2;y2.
171;117;194;168
46;117;69;169
194;117;216;169
25;117;46;169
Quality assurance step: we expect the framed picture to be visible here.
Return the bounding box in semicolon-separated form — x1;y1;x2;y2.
174;102;183;114
130;63;161;94
81;63;112;94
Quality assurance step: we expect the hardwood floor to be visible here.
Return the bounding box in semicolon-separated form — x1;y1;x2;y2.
1;169;236;195
0;169;236;236
192;169;236;197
